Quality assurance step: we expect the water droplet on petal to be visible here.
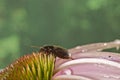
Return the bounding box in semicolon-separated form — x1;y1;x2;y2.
60;68;73;75
103;43;107;46
75;46;81;49
81;49;87;52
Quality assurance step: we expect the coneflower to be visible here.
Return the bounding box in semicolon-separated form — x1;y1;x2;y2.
0;53;55;80
0;40;120;80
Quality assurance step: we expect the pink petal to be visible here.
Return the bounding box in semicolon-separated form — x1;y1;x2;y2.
55;52;120;68
54;58;120;80
69;40;120;54
54;40;120;80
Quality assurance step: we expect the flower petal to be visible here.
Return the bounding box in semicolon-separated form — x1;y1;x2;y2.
54;58;120;80
53;75;93;80
69;40;120;54
55;52;120;68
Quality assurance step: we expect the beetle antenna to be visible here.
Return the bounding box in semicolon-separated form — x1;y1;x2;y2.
31;46;41;49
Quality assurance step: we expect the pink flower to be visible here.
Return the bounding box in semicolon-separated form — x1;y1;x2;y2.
0;40;120;80
53;40;120;80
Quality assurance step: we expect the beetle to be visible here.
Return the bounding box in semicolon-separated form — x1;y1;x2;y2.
39;45;73;59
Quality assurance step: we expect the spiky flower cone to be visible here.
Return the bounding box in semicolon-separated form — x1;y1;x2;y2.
0;52;55;80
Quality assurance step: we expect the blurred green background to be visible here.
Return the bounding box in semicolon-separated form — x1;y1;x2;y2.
0;0;120;68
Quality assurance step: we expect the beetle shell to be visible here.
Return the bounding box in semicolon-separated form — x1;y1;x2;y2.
39;45;72;59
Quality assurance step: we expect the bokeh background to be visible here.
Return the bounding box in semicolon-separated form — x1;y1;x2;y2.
0;0;120;68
